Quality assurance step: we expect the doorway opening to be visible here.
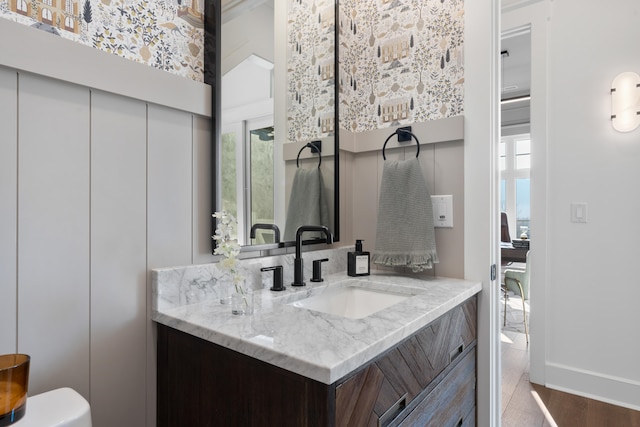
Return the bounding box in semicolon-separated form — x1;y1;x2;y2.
499;26;533;421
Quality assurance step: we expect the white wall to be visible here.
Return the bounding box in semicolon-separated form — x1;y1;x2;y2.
0;19;214;427
0;67;17;357
541;0;640;409
17;72;92;399
90;90;148;427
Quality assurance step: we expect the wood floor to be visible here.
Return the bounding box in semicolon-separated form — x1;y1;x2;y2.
501;330;640;426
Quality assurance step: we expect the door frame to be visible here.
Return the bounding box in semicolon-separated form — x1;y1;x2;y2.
464;0;501;425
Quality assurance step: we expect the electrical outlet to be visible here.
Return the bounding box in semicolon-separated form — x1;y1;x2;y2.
432;195;453;228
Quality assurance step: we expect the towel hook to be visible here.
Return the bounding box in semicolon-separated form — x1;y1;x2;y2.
296;140;322;168
382;128;420;160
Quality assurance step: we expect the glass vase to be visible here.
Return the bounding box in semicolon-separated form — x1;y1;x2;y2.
231;281;253;316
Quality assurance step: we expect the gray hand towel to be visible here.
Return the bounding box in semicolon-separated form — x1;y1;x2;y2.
372;157;438;272
284;167;330;241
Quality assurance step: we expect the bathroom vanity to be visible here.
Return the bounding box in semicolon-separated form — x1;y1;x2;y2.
153;272;481;426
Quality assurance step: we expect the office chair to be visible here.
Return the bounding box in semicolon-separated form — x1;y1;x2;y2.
503;250;530;343
501;211;511;242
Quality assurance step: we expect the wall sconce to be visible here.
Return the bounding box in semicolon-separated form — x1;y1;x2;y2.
611;71;640;132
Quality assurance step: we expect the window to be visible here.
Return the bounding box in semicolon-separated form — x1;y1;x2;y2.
41;8;52;24
500;134;531;238
16;0;28;14
220;117;274;244
65;16;74;31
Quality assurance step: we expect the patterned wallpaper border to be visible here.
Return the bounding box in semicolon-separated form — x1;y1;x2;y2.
0;0;204;81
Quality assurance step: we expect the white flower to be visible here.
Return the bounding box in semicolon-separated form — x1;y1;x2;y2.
213;211;245;294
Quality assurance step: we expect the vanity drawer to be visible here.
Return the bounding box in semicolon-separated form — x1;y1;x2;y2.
335;297;476;426
397;349;476;427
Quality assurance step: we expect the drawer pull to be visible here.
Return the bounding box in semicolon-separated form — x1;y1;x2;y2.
449;343;464;363
378;393;408;427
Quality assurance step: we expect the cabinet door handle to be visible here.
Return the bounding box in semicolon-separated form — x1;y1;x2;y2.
449;343;464;363
378;393;408;427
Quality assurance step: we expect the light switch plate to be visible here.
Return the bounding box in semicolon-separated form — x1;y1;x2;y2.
432;195;453;228
571;202;588;223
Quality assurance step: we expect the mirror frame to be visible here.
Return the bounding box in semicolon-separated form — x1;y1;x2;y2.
208;0;340;253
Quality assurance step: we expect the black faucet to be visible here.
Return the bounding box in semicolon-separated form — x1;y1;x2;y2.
292;225;333;286
260;265;285;291
249;223;281;243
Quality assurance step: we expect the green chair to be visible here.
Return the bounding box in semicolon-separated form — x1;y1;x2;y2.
503;251;530;343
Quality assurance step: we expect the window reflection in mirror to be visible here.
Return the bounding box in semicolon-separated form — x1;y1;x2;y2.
221;120;276;245
220;129;238;239
248;124;275;244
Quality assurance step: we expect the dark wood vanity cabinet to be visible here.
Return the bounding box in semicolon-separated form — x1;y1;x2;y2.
157;324;334;427
157;296;477;427
335;297;477;426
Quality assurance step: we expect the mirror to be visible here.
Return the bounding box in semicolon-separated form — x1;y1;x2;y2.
212;0;339;250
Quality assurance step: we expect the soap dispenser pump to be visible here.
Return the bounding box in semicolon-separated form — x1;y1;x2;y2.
348;239;370;277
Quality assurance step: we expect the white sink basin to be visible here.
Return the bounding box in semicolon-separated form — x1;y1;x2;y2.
288;283;421;319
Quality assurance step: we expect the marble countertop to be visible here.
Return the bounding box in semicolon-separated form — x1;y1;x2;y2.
152;271;481;384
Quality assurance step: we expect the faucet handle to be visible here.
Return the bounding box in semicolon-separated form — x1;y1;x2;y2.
260;266;285;291
310;258;329;282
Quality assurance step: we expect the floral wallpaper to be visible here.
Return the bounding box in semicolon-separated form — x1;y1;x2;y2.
2;0;463;123
286;0;336;143
0;0;204;81
339;0;464;132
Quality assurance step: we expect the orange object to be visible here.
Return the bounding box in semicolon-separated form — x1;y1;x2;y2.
0;354;30;426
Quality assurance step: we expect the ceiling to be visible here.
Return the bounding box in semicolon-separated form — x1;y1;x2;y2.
222;0;273;23
501;30;531;129
501;30;531;100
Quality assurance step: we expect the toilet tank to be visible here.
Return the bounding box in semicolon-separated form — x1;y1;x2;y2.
14;388;91;427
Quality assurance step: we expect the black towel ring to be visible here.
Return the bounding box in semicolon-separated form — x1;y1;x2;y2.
382;129;421;160
296;141;322;168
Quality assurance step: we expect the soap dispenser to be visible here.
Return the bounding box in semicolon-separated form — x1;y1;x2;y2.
348;239;370;277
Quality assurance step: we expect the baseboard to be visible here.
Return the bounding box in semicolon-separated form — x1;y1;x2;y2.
546;362;640;411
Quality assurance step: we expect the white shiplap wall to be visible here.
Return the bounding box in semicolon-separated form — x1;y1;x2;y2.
0;19;213;427
90;90;148;427
0;67;18;357
17;73;92;398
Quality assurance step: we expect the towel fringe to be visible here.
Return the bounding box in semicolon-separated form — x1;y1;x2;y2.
372;251;439;272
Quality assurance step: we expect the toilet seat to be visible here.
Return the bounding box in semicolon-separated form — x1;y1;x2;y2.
12;388;92;427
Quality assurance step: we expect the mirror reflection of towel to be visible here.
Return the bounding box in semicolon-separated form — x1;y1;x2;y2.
372;158;438;272
284;168;330;241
